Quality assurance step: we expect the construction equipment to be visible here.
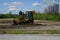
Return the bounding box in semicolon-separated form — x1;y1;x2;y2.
13;10;35;25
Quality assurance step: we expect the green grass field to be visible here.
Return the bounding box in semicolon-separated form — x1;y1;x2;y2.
0;30;60;34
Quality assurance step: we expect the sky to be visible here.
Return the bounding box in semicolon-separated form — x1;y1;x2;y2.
0;0;60;14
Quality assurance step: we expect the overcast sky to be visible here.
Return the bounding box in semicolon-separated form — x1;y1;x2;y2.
0;0;60;14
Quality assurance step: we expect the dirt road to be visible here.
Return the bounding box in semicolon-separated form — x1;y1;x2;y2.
0;19;60;30
0;25;60;30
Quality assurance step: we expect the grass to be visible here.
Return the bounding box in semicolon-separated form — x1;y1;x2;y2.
1;13;60;21
0;30;60;34
34;13;60;21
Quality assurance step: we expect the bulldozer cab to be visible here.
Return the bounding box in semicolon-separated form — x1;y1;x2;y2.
26;10;35;24
28;11;33;20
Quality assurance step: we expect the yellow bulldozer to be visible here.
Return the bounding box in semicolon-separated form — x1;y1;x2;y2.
13;10;35;25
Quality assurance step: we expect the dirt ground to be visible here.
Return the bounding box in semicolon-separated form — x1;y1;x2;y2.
0;18;60;30
0;18;60;26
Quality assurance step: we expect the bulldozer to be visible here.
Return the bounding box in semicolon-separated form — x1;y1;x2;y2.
13;10;35;25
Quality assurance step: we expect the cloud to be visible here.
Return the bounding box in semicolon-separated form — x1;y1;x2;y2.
4;3;9;5
43;0;52;4
43;0;57;4
8;6;16;8
3;2;24;6
8;7;17;11
43;0;60;6
0;10;4;12
32;2;41;6
0;10;5;13
12;2;24;5
43;0;52;2
32;2;48;8
55;1;60;5
8;5;17;11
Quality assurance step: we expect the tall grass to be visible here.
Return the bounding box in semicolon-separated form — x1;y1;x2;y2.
34;13;60;21
0;13;60;21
